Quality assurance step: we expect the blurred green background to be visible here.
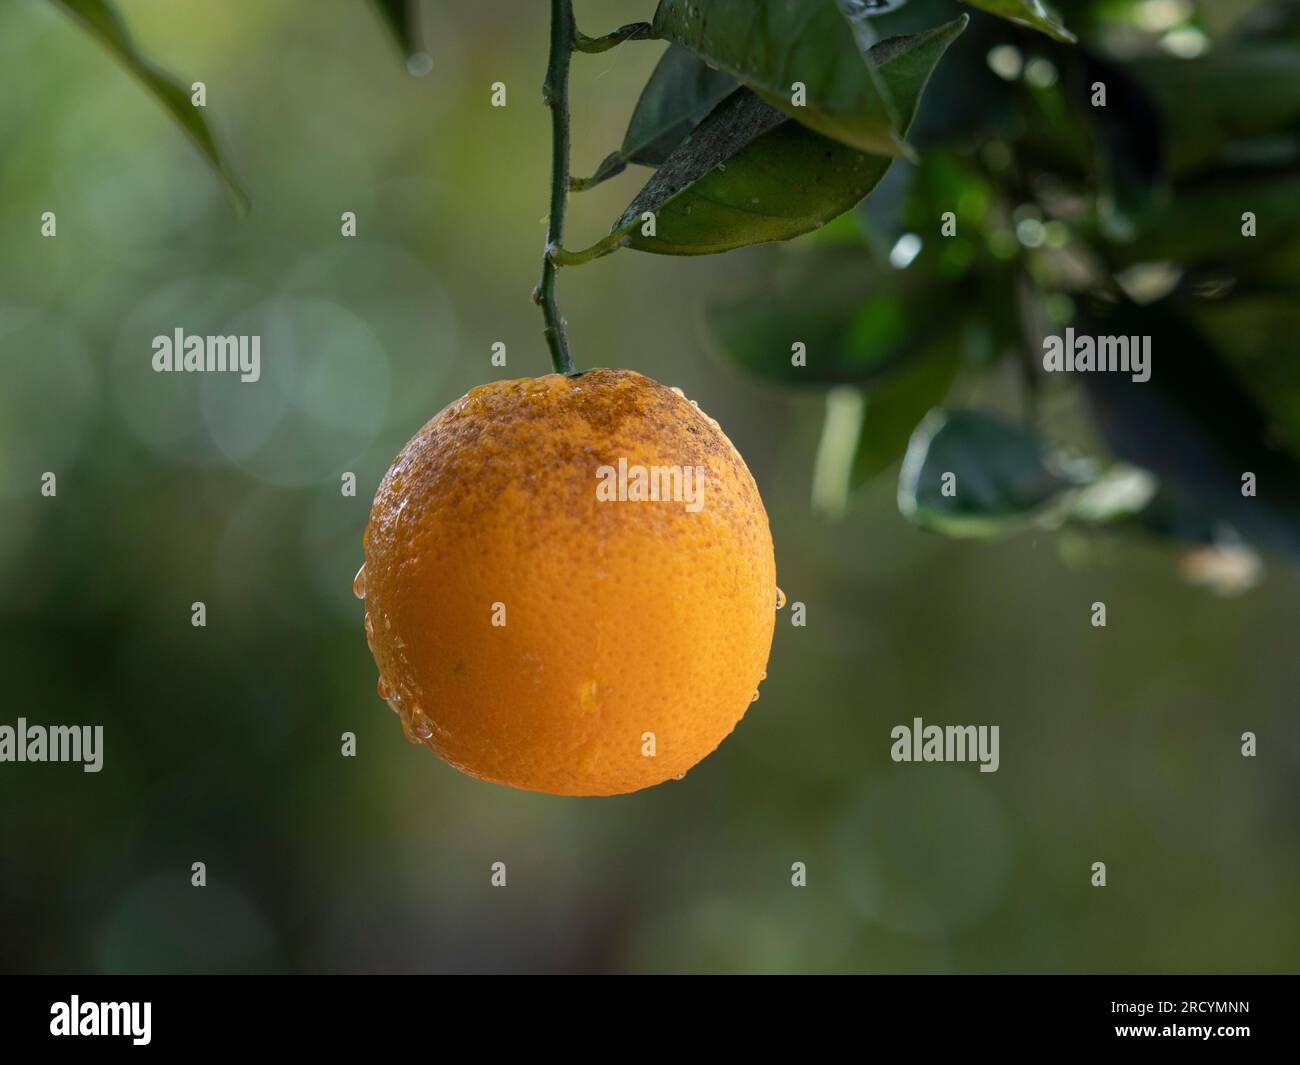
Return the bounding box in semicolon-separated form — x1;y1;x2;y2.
1;0;1297;974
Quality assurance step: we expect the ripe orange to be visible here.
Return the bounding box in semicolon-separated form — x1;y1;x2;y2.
357;368;777;796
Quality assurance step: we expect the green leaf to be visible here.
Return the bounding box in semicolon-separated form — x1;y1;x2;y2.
1072;50;1166;212
623;45;739;167
1231;0;1300;41
852;337;963;485
897;404;1161;541
652;0;908;157
1078;299;1300;560
618;18;967;256
1191;297;1300;446
1130;46;1300;177
712;280;908;387
576;46;738;191
371;0;421;60
960;0;1076;44
708;247;953;386
897;409;1078;537
51;0;247;213
809;336;965;517
1113;170;1300;267
614;88;790;254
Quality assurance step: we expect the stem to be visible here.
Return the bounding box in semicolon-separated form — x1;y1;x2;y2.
574;22;653;53
537;0;576;375
550;228;631;267
570;150;626;192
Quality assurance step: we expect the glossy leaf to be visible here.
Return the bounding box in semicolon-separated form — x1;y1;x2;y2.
897;409;1079;537
50;0;247;213
577;46;738;190
618;18;968;256
960;0;1075;44
651;0;907;157
624;46;739;167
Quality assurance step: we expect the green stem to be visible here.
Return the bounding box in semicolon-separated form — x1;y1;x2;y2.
570;150;627;192
536;0;577;375
574;22;652;53
550;228;631;267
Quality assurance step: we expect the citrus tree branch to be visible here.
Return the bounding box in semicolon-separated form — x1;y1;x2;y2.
535;0;577;375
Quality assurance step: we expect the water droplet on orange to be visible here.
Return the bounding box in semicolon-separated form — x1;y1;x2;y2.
352;563;367;599
775;586;787;610
408;707;434;743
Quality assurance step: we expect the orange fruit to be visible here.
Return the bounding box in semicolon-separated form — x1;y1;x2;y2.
357;368;777;796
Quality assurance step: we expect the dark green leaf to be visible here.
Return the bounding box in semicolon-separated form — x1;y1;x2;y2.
1079;299;1300;560
1231;0;1300;41
1069;49;1166;210
51;0;247;213
618;18;967;256
1113;170;1300;267
371;0;419;58
1131;47;1300;178
623;46;739;166
614;88;789;254
576;46;737;191
897;408;1076;536
851;336;963;485
1131;488;1221;549
707;247;954;386
1191;297;1300;445
960;0;1075;44
809;331;960;517
652;0;907;157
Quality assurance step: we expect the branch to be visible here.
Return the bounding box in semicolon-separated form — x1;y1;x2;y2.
536;0;577;375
